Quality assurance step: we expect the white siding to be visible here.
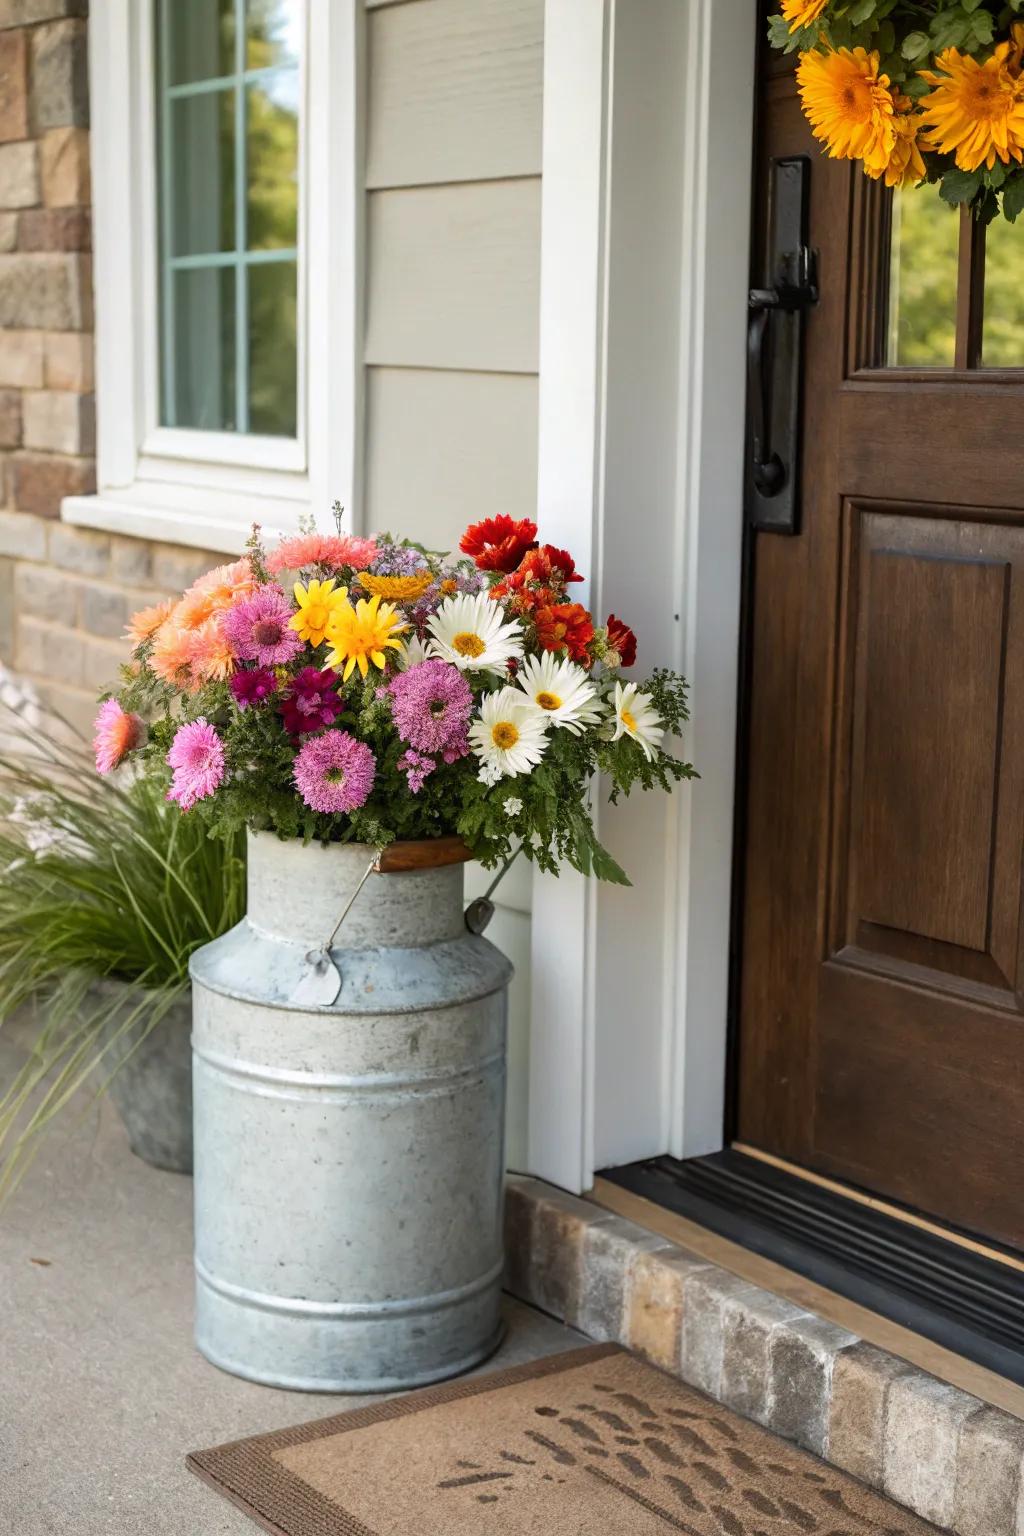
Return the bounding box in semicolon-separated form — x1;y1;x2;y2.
361;0;542;1168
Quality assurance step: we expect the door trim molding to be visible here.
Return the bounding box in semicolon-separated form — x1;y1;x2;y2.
527;0;756;1191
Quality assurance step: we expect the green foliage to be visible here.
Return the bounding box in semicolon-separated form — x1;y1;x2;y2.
0;711;245;1202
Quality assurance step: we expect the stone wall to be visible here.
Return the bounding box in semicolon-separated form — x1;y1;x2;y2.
0;2;221;737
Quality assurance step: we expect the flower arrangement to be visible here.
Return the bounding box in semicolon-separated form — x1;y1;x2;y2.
97;511;694;885
771;2;1024;221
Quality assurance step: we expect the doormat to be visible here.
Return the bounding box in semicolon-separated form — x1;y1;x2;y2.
187;1344;938;1535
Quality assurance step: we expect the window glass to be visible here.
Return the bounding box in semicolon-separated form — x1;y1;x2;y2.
886;181;959;368
981;215;1024;368
156;0;300;437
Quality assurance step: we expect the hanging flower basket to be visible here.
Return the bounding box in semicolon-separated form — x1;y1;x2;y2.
771;2;1024;222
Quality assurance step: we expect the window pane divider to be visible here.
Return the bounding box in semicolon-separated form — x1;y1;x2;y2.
166;63;294;100
169;247;296;270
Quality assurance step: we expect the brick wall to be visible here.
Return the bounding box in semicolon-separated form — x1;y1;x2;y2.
0;2;220;738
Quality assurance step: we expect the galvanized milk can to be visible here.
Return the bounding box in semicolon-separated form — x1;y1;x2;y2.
189;830;512;1392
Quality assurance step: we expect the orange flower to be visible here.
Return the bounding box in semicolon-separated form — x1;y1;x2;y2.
919;43;1024;172
533;601;595;665
149;622;194;689
125;598;174;648
782;0;828;34
188;617;236;683
797;47;898;179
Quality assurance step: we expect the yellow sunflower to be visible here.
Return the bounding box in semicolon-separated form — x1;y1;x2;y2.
919;44;1024;172
289;577;349;648
323;593;408;681
356;570;434;602
782;0;828;34
867;95;926;188
796;47;897;178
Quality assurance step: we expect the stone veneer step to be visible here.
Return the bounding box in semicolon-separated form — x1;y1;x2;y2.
504;1175;1024;1535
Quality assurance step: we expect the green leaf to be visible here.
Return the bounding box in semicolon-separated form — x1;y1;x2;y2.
849;0;877;22
901;29;931;60
1001;175;1024;222
939;167;982;206
877;21;896;55
961;0;984;11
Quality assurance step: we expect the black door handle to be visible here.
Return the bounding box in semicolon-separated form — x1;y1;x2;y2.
746;157;818;536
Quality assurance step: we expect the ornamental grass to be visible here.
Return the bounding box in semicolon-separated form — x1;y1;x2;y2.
0;708;244;1203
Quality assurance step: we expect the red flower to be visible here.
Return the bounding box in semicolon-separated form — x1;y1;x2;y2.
605;613;637;668
460;515;538;573
518;545;583;586
533;602;595;665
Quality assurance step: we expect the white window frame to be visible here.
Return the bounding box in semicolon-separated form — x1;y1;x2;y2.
527;0;756;1193
65;0;364;554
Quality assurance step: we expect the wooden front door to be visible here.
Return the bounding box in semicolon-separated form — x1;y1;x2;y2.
736;43;1024;1251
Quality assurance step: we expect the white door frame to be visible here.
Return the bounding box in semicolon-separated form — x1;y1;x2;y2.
527;0;757;1193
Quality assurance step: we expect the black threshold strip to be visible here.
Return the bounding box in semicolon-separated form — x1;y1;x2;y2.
600;1150;1024;1386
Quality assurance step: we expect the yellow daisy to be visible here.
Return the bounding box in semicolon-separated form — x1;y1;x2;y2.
782;0;828;34
290;577;349;648
796;47;897;179
356;570;434;602
919;44;1024;173
323;593;408;681
876;107;926;188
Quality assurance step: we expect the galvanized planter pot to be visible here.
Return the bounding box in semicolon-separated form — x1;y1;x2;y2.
95;977;194;1174
189;831;512;1393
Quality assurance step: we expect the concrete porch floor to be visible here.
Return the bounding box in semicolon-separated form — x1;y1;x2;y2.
0;1030;584;1536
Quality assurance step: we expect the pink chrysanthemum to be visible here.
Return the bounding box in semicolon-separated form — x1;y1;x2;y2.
188;616;236;682
166;718;225;811
222;585;302;666
399;749;436;794
388;660;472;758
292;731;376;815
266;532;379;576
92;698;144;775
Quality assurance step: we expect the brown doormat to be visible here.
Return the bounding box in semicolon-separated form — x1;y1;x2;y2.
188;1344;939;1535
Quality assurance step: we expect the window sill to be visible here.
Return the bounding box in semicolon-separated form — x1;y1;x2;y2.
62;485;306;556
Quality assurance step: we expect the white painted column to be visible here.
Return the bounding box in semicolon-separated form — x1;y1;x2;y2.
528;0;756;1191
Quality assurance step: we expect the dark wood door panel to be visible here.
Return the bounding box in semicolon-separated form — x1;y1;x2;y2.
831;504;1024;1004
840;385;1024;509
815;963;1024;1247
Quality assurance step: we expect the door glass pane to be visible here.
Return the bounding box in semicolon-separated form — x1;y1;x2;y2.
981;217;1024;368
246;75;299;250
249;261;297;436
168;89;235;256
155;0;301;438
886;182;959;368
165;0;235;85
246;0;301;71
170;267;237;431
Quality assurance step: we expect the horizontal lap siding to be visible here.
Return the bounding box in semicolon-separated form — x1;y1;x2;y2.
362;0;542;1168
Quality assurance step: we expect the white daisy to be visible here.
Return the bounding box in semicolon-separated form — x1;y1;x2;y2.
514;651;602;735
427;592;524;676
469;688;550;785
504;796;523;817
396;633;431;670
603;680;664;762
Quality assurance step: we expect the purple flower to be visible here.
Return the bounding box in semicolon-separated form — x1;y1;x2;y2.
399;749;436;794
369;539;429;579
166;718;225;811
223;585;302;666
293;731;376;814
388;660;472;757
230;667;277;709
281;667;343;737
